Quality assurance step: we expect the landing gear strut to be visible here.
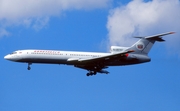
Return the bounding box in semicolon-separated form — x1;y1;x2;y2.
27;63;32;70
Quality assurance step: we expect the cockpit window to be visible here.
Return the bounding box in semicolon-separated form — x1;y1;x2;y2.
10;52;17;55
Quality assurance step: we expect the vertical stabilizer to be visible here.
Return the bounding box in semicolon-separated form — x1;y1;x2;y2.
127;32;175;55
128;38;155;55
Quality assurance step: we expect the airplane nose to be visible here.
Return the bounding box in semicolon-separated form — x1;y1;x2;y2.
4;55;10;60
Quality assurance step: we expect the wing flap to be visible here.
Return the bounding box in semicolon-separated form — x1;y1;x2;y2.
67;58;79;62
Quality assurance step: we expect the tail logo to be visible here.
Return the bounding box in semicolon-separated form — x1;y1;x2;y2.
136;43;144;50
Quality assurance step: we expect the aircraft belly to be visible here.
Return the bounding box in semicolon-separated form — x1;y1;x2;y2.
105;55;150;66
16;55;68;64
11;53;150;66
17;58;67;64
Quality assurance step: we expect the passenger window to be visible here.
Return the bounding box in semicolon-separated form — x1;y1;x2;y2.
10;52;17;55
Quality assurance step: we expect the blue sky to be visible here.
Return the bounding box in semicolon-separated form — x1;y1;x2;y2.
0;0;180;111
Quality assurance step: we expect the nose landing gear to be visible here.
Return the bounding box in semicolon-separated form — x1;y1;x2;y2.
27;63;32;70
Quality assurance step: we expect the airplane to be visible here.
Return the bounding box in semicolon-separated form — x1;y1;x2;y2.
4;32;175;76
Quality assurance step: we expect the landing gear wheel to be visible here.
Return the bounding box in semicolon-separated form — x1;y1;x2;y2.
93;72;97;75
86;71;97;76
27;67;31;70
86;73;90;76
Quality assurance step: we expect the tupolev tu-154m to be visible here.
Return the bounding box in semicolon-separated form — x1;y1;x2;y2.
4;32;174;76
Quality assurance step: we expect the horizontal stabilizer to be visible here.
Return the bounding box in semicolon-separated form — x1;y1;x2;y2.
145;32;175;42
146;37;165;42
134;32;175;42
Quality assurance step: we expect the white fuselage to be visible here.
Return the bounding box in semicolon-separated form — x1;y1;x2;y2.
4;49;111;65
4;49;150;67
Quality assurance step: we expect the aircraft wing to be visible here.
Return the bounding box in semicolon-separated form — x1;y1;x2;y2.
78;50;134;63
74;50;133;73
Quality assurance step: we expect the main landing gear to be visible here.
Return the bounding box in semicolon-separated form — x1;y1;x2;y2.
86;71;97;76
27;63;32;70
86;70;109;76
